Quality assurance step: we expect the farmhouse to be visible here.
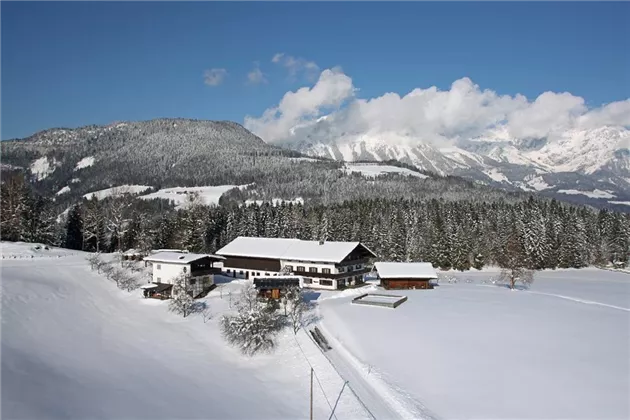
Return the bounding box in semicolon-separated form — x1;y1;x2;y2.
142;252;224;298
373;262;438;290
216;236;377;290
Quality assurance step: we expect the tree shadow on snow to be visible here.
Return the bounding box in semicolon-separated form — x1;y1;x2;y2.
302;291;321;302
494;283;530;291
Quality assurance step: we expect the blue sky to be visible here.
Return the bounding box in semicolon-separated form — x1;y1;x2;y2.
2;1;628;140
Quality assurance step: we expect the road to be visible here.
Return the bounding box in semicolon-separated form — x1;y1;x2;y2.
313;321;440;420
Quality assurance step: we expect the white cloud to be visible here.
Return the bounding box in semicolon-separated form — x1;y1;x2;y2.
244;67;355;143
245;68;630;146
247;62;267;85
203;68;228;86
271;52;319;81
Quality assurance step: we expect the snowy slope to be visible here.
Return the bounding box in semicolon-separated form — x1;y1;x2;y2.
83;185;152;200
318;269;630;420
1;243;371;419
140;185;249;208
289;124;630;198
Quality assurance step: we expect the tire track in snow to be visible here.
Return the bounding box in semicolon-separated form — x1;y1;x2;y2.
525;291;630;312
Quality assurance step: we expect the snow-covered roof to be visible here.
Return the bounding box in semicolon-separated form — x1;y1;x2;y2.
373;262;438;279
143;252;225;264
216;237;377;263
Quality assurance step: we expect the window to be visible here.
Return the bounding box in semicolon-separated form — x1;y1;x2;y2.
157;277;161;282
239;271;244;275
157;264;161;270
296;266;305;272
227;269;231;273
285;265;293;271
256;272;261;276
338;266;345;273
322;268;331;274
355;264;362;270
309;267;318;273
265;272;269;276
303;278;312;284
320;280;333;286
190;278;196;285
183;267;187;273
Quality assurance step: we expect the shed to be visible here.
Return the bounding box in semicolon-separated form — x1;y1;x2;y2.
373;262;438;290
253;276;303;299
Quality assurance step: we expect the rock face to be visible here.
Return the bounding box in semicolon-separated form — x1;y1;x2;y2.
281;121;630;204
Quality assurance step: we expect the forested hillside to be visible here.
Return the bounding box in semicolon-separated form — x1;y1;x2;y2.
3;170;629;270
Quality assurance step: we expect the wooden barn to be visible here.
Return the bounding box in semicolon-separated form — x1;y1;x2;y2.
373;262;438;290
253;276;303;299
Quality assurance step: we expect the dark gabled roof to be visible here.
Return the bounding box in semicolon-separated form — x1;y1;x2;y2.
253;277;301;289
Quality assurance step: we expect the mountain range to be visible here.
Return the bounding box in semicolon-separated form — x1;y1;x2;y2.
279;118;630;208
2;118;629;212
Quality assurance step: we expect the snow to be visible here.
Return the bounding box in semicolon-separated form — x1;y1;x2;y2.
1;242;78;260
139;185;246;208
343;164;429;179
70;178;80;184
526;175;552;191
29;156;56;181
143;251;225;264
557;189;617;199
74;156;95;171
83;185;152;200
609;201;630;206
216;237;376;264
373;262;438;279
1;243;371;420
318;268;630;420
55;186;71;196
482;168;509;183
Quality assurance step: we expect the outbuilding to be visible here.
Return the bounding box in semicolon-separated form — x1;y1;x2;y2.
373;262;438;290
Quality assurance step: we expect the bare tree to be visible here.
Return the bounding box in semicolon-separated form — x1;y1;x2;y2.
83;198;106;252
498;267;535;290
169;274;195;317
285;286;309;334
235;283;259;312
106;198;131;253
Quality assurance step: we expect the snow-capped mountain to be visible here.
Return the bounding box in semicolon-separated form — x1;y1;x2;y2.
281;121;630;202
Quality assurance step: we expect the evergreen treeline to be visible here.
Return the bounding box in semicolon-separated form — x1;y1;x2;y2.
6;184;624;271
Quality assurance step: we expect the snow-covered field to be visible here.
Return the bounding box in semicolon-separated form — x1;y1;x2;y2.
1;243;370;419
74;156;95;171
343;164;429;179
3;243;628;420
83;185;152;200
557;189;617;199
140;185;247;208
318;268;630;420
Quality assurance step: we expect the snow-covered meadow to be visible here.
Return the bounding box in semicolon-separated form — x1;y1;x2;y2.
1;244;369;420
319;268;630;420
2;243;628;420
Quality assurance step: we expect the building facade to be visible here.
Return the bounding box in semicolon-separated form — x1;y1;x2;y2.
373;262;438;290
216;237;377;290
143;252;224;298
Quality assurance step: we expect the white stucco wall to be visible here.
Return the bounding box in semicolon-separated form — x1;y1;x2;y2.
152;262;189;284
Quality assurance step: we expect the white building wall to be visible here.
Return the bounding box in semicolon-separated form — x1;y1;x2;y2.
152;262;189;284
221;259;366;290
